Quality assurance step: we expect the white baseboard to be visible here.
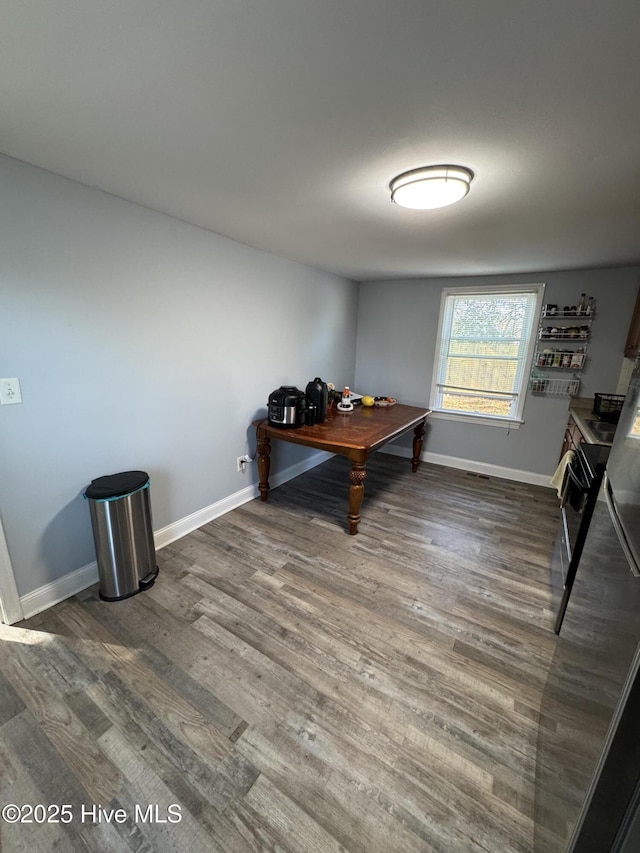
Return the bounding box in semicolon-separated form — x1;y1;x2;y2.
154;449;333;548
18;450;333;622
381;443;553;489
20;561;100;621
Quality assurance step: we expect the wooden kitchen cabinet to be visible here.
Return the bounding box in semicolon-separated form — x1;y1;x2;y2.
624;286;640;357
559;414;584;461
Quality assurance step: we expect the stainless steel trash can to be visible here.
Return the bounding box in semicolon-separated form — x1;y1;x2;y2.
84;470;159;601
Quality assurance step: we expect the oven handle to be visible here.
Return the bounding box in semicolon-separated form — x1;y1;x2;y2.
565;458;589;493
604;473;640;578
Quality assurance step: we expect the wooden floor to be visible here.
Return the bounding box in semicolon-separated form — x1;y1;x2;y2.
0;454;566;852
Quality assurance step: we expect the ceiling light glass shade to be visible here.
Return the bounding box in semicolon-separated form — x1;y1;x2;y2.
390;165;474;210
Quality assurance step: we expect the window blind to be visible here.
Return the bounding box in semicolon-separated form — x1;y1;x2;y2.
433;287;541;421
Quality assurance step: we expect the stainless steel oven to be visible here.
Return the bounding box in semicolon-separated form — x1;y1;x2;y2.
552;442;610;633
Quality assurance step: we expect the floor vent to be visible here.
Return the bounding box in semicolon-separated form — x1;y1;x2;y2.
466;471;491;480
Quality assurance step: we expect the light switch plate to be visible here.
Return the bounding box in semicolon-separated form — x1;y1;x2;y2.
0;378;22;405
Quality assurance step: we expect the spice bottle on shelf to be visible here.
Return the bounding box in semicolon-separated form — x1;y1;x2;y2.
577;293;587;314
570;348;585;369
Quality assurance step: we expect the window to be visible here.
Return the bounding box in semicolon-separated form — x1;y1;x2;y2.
430;284;544;426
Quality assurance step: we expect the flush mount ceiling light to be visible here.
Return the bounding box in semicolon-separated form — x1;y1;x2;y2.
390;164;474;210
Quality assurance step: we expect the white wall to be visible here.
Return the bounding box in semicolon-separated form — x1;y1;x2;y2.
0;155;358;599
355;269;640;479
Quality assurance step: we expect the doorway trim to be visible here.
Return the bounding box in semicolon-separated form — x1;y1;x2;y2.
0;516;23;624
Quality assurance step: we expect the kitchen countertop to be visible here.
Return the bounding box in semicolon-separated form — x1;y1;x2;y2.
569;397;616;445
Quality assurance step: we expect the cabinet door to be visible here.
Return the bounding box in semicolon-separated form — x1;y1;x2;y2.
559;416;584;461
624;287;640;357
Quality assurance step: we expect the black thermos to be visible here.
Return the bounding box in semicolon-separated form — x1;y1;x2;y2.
305;377;328;423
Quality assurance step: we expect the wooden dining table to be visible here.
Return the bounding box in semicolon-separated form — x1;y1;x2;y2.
253;403;430;534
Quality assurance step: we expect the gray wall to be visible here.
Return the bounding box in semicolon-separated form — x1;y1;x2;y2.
355;268;640;477
0;155;358;598
3;150;638;600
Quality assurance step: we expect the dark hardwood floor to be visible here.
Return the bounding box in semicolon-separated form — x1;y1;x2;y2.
0;454;566;852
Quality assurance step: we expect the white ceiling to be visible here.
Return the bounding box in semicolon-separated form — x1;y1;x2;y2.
2;0;640;282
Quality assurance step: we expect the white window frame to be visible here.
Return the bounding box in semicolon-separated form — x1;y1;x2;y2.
429;283;545;429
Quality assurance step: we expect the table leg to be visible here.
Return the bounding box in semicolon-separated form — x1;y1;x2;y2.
257;434;271;501
347;461;367;534
411;419;426;472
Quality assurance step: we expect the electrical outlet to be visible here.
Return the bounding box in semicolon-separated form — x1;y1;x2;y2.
237;454;251;472
0;378;22;405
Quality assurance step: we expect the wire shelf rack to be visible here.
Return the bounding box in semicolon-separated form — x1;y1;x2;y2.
534;350;585;369
538;328;590;341
541;308;593;319
529;376;581;397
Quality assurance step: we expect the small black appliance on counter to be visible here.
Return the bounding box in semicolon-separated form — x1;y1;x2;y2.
305;377;328;423
268;386;308;428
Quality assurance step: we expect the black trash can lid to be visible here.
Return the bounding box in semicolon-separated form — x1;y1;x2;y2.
85;470;149;500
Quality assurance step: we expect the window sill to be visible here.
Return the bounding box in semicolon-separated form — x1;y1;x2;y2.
429;410;524;429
